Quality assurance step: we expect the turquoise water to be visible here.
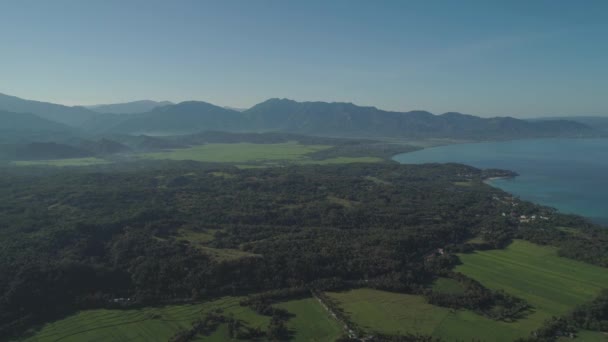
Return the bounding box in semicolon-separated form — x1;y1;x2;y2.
394;139;608;225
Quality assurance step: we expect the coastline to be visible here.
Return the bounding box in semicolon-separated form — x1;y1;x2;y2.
392;139;608;227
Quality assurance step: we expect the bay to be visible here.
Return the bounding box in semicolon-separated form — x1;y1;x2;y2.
394;139;608;225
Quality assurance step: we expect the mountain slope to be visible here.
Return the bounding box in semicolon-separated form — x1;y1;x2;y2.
0;93;96;126
108;101;243;134
244;99;596;139
104;98;597;139
0;93;598;140
532;116;608;132
85;100;174;114
0;110;75;143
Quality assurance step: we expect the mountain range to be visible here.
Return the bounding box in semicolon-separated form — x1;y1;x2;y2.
85;100;174;114
0;92;601;142
531;116;608;132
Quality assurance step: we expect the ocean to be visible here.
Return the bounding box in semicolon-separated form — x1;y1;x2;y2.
394;139;608;225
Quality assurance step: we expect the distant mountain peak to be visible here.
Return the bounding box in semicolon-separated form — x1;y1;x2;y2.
0;92;96;126
85;100;174;114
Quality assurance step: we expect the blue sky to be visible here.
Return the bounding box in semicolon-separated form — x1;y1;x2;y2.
1;0;606;117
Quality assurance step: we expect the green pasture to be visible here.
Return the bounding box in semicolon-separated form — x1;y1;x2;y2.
138;142;330;163
274;298;343;341
431;277;466;295
23;296;342;342
456;240;608;334
11;157;110;167
328;240;608;341
23;297;268;342
138;143;382;166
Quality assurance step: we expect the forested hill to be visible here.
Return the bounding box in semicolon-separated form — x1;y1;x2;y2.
100;98;597;139
0;110;75;143
532;116;608;132
0;92;96;126
85;100;174;114
0;93;598;140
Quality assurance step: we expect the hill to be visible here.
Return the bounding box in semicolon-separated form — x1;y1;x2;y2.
532;116;608;132
0;92;599;140
85;100;174;114
106;101;244;134
104;98;597;140
0;110;74;143
245;99;596;139
0;93;96;126
9;142;92;160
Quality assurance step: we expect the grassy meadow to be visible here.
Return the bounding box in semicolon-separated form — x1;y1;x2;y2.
23;296;342;342
11;157;110;167
9;142;385;168
431;277;466;295
138;142;329;163
274;298;343;341
138;142;382;166
23;297;268;342
327;240;608;341
455;239;608;336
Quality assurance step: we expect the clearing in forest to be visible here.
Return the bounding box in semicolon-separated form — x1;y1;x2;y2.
138;142;381;166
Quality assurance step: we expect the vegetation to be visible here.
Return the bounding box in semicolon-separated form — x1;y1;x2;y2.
327;288;446;336
24;295;342;341
138;142;330;163
10;157;110;167
430;278;465;295
274;298;343;341
456;240;608;338
1;92;601;141
23;297;268;342
1;160;608;341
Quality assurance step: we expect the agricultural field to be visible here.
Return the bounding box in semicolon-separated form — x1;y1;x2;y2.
138;142;329;163
456;240;608;335
274;298;343;341
11;157;110;167
137;142;381;166
431;277;466;295
327;240;608;341
326;288;449;336
22;297;268;342
22;296;342;342
8;142;386;168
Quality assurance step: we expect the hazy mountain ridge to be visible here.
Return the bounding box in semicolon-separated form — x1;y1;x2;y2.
0;93;600;140
0;92;97;126
85;100;174;114
531;116;608;132
0;110;75;144
113;98;596;139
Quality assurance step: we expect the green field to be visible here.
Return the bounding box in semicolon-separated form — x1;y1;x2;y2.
327;289;569;341
23;296;341;342
327;288;450;336
138;142;381;166
23;297;269;342
274;298;343;341
431;277;466;295
11;157;110;167
456;240;608;335
328;240;608;341
139;142;329;163
10;143;384;168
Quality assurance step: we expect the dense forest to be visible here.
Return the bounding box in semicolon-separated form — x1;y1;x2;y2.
1;161;606;340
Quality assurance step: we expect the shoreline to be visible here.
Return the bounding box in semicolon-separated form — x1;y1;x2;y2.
392;142;608;228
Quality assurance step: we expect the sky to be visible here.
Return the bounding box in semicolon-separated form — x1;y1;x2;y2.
0;0;607;117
